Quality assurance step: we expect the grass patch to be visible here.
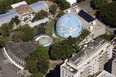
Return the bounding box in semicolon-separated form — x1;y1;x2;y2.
50;63;58;69
45;21;55;35
100;33;114;41
55;38;63;42
0;65;2;70
45;20;65;42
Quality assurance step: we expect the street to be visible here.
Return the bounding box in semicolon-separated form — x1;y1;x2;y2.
0;49;22;77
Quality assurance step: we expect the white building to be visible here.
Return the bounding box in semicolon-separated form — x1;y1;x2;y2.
112;58;116;76
66;0;77;6
0;1;49;26
97;70;115;77
60;38;113;77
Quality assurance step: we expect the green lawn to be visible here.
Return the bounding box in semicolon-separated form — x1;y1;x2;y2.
45;21;55;35
45;21;65;42
0;65;2;70
50;63;58;69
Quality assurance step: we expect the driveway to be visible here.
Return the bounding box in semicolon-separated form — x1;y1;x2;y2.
0;49;23;77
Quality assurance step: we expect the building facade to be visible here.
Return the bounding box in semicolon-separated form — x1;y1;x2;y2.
66;0;77;6
97;70;115;77
60;38;113;77
112;58;116;76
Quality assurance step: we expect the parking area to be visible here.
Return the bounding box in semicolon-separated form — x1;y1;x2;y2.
0;49;23;77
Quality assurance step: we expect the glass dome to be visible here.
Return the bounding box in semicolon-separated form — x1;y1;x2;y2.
56;14;83;38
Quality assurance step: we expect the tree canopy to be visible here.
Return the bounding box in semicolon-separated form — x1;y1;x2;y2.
54;0;70;10
15;24;34;42
13;31;24;43
91;0;108;9
31;47;50;60
50;36;81;60
97;1;116;27
50;29;90;60
56;11;65;18
100;33;114;41
25;47;49;75
32;10;49;22
37;26;46;35
77;0;85;3
50;4;57;15
31;73;43;77
38;59;49;74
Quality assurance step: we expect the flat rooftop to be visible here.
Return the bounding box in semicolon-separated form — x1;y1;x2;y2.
78;10;95;22
64;8;106;33
0;10;19;24
16;5;33;15
5;40;39;59
69;37;107;66
97;70;115;77
30;1;49;12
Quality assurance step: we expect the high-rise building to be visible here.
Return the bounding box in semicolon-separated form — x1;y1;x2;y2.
112;58;116;76
60;38;113;77
97;70;115;77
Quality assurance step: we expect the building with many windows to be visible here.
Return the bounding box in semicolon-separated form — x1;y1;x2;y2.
60;37;113;77
112;58;116;76
97;70;115;77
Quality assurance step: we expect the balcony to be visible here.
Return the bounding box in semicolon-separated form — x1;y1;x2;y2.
63;65;78;74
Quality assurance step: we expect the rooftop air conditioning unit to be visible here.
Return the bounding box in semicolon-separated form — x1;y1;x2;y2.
89;26;93;30
92;21;96;25
67;9;71;13
75;9;79;13
70;68;74;72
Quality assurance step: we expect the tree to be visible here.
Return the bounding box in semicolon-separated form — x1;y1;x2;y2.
31;73;43;77
37;26;45;35
18;25;34;42
25;47;49;73
97;1;116;27
9;17;16;30
54;0;70;10
1;23;10;36
26;59;38;73
32;10;49;22
77;0;85;3
56;11;65;18
38;59;49;74
0;65;2;70
50;37;78;60
14;16;20;25
91;0;108;9
100;33;114;41
13;31;24;43
50;4;57;14
32;47;49;60
0;36;7;48
50;29;90;60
